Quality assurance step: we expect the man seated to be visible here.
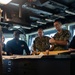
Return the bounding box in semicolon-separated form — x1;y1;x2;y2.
6;30;30;55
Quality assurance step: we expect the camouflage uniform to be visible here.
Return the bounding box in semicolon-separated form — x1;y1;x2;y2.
53;29;71;50
33;36;50;51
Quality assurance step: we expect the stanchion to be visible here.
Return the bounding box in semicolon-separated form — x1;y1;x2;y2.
0;44;2;75
0;25;3;75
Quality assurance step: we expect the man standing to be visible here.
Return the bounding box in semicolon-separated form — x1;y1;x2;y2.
49;21;71;50
2;35;7;55
33;28;50;53
6;30;30;55
68;36;75;51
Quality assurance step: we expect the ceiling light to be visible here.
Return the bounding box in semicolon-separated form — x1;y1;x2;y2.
8;27;13;31
54;14;65;18
13;24;31;30
65;10;75;15
13;25;20;29
37;21;47;24
0;0;12;4
45;19;55;22
10;2;19;6
31;24;38;27
40;13;45;17
0;22;8;25
22;26;31;29
30;16;40;20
